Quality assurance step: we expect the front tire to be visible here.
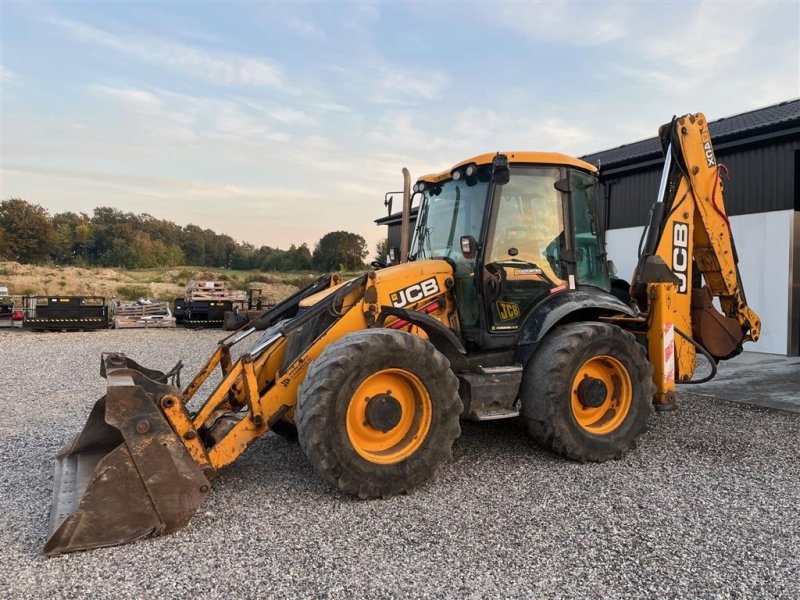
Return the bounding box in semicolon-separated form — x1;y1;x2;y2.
296;329;462;498
521;322;654;462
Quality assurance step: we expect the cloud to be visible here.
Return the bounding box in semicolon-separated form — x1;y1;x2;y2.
343;2;380;34
283;15;326;41
3;163;308;199
371;67;447;105
91;85;161;108
88;84;316;149
49;15;290;90
642;1;761;69
590;1;798;147
0;65;19;83
473;1;629;46
611;65;689;94
323;62;448;107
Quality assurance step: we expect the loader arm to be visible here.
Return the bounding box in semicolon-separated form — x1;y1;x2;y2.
44;260;459;555
631;113;761;405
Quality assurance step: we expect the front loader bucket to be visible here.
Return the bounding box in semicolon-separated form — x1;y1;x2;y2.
44;355;210;556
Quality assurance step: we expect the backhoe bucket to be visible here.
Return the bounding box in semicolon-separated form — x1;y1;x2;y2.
43;355;210;556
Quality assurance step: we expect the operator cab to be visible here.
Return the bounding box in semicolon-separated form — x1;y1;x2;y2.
409;152;609;350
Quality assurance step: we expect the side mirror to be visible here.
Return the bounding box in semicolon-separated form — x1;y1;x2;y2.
491;153;510;186
460;235;477;260
554;177;571;193
607;260;618;277
388;246;401;264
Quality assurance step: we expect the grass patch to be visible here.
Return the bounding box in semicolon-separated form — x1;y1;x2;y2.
116;284;151;300
154;290;179;302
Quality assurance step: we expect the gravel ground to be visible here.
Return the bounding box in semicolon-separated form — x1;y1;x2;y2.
0;329;798;599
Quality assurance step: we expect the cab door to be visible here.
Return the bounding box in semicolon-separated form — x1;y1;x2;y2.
482;166;568;332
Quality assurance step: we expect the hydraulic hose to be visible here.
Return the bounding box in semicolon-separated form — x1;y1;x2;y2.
674;326;718;384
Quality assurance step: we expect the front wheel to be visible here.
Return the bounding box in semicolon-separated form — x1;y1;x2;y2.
296;329;462;498
521;322;654;462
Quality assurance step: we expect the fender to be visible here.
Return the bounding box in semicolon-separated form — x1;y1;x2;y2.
378;306;468;372
514;288;637;367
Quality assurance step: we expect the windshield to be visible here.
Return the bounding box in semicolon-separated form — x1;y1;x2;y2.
411;180;489;264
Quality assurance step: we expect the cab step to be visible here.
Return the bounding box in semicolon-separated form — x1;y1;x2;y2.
470;406;520;421
458;364;523;422
477;365;523;374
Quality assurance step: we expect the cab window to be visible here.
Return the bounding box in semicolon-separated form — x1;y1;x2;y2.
484;167;566;331
569;170;610;291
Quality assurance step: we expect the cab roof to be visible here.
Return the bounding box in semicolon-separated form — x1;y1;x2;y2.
417;152;597;184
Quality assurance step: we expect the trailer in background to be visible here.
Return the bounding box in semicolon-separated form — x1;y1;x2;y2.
0;287;19;328
21;296;111;331
173;281;246;328
223;286;279;330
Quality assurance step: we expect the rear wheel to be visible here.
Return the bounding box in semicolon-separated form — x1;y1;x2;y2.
521;322;654;462
296;329;461;498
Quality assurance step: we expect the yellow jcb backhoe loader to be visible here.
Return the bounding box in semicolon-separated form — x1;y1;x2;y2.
44;113;760;555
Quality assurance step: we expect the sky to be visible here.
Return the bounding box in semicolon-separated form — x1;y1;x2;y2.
1;1;799;256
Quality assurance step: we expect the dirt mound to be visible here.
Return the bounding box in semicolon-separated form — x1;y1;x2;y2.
0;262;300;303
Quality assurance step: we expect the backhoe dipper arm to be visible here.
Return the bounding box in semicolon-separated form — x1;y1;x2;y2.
635;113;761;395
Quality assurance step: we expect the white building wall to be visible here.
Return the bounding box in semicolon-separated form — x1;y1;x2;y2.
605;209;794;355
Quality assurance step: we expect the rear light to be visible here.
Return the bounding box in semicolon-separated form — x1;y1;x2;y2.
11;310;23;321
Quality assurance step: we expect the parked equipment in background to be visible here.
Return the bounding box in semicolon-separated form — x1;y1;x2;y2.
222;286;277;330
44;113;760;556
113;300;176;329
22;296;111;331
173;281;246;328
0;287;16;328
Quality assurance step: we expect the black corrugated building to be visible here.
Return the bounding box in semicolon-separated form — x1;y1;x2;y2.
581;100;800;230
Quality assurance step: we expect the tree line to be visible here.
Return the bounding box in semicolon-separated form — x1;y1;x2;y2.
0;198;371;271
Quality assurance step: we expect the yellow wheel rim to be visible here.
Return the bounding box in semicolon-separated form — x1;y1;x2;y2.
346;369;432;465
570;355;633;435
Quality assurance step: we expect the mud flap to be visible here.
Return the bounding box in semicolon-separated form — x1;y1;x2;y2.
44;358;210;556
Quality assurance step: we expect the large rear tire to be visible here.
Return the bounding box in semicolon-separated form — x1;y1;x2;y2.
296;329;461;498
521;322;654;462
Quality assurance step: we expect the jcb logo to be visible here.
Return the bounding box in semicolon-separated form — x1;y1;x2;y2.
672;222;689;294
390;277;440;308
497;301;520;322
701;129;716;167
